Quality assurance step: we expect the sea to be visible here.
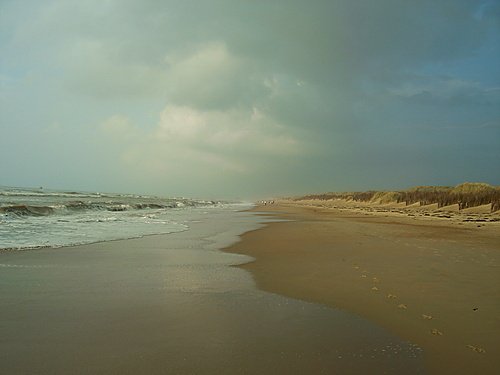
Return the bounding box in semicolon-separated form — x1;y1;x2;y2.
0;186;248;251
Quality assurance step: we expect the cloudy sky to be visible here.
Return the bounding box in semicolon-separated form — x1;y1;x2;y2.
1;0;499;198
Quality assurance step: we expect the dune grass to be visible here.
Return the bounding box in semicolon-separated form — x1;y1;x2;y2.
293;183;500;212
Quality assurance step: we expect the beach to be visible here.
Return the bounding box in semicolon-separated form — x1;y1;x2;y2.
4;1;498;373
0;207;425;374
226;202;500;374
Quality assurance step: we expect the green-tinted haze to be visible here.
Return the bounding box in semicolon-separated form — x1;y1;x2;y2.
1;0;499;198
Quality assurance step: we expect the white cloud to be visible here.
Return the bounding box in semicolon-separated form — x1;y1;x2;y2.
157;106;206;141
157;104;299;153
99;104;302;177
163;41;267;109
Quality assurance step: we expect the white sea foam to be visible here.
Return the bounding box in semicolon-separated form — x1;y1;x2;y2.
0;186;241;251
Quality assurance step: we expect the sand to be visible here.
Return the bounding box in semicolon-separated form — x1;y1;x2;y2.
0;208;426;374
225;203;500;375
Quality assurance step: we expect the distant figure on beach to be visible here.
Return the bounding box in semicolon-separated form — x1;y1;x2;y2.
261;200;275;205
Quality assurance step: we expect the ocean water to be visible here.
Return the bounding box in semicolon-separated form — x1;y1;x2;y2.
0;186;246;250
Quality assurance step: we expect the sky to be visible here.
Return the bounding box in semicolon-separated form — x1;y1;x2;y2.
1;0;499;199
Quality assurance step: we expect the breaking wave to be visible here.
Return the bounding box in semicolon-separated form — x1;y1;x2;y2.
0;186;227;250
0;200;217;218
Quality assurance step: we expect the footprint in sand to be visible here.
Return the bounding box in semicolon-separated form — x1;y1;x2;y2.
387;294;397;299
422;314;433;320
430;329;443;336
466;345;486;354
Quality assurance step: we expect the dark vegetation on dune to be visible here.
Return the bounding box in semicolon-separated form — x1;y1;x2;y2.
294;183;500;212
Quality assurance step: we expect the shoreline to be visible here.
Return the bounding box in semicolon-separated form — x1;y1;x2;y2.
0;204;255;254
0;207;426;374
0;229;190;254
225;203;500;375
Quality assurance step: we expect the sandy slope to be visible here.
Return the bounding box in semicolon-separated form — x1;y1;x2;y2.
226;203;500;375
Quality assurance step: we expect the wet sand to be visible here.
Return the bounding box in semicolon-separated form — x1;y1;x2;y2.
225;203;500;375
0;208;425;374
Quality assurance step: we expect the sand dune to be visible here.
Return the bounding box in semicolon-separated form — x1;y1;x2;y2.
290;182;500;214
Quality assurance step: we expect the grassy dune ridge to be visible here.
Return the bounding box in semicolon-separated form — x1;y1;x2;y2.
294;183;500;212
